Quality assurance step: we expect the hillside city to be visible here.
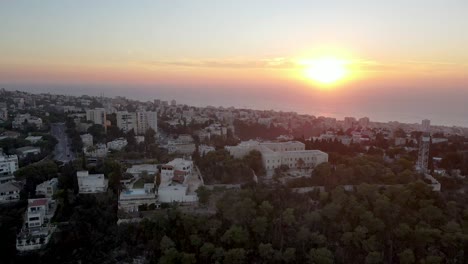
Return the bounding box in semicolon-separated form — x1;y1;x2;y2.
1;88;468;263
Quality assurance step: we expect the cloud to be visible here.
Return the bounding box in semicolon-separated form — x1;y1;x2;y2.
353;59;467;73
141;57;297;69
138;57;468;74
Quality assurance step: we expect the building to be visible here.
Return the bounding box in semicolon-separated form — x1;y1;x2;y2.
35;178;58;198
198;144;215;156
0;181;21;203
86;108;107;126
16;198;57;251
12;113;43;129
136;111;158;135
167;134;196;155
107;138;128;151
359;117;370;129
343;117;356;130
116;111;137;133
25;136;43;144
170;99;177;106
135;135;145;144
118;183;157;212
77;171;108;194
160;158;193;187
158;185;197;203
0;153;19;183
16;146;41;158
83;143;108;158
126;164;159;177
158;158;199;203
422;119;431;132
225;140;328;177
0;103;8;121
80;133;94;147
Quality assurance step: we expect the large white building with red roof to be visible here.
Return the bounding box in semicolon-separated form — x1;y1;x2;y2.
158;158;200;203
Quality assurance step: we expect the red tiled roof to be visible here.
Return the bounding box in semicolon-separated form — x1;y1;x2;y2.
30;199;48;207
173;174;185;184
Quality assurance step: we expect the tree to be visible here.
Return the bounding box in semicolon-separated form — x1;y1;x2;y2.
365;251;382;264
160;235;175;252
145;127;156;144
398;249;415;264
221;225;249;247
282;248;296;263
196;186;211;206
258;243;274;260
224;248;246;264
87;124;106;143
308;247;334;264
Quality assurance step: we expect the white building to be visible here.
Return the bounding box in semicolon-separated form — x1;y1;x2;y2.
86;108;107;126
136;111;158;135
359;117;370;129
158;185;197;203
83;143;108;158
422;119;431;132
135;135;145;144
12;113;43;129
107;138;128;151
344;117;356;130
17;198;57;251
0;181;21;203
198;144;215;156
225;140;328;177
116;111;137;133
35;178;58;198
160;158;193;187
118;183;157;212
126;164;159;177
0;105;8;121
77;171;108;194
25;136;43;144
16;146;41;158
80;133;94;148
0;153;19;183
158;158;199;203
167;134;196;155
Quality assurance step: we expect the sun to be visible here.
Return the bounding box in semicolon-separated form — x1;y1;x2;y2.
302;57;349;86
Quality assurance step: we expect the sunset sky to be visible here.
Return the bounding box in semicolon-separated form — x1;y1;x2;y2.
1;0;467;126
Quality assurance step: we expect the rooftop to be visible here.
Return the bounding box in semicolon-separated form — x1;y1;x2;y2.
29;198;48;207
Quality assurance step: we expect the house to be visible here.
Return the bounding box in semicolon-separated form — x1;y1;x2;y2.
80;133;93;147
16;146;41;158
225;140;328;177
83;143;108;158
198;145;215;156
0;153;19;183
158;158;200;203
126;164;159;177
167;134;196;155
25;136;43;144
77;171;108;194
118;183;157;212
160;158;193;187
0;181;22;203
0;130;21;140
16;198;57;251
12;113;43;129
107;138;128;151
35;178;58;198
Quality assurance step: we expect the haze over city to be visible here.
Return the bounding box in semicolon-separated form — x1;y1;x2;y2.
1;0;467;126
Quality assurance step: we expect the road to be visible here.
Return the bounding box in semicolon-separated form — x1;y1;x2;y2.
51;123;75;163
